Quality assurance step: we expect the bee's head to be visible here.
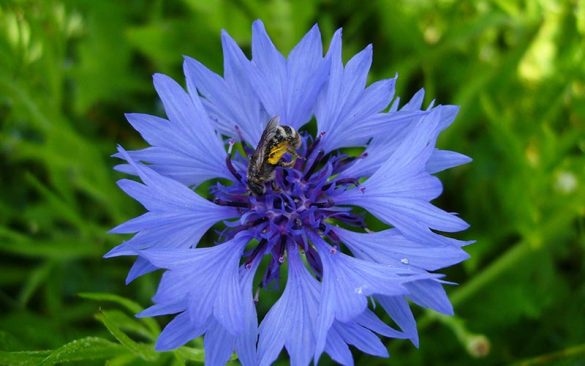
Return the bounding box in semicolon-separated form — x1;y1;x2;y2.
288;128;302;149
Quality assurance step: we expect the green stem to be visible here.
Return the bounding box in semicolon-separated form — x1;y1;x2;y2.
513;343;585;366
410;239;533;358
418;238;531;331
451;239;531;307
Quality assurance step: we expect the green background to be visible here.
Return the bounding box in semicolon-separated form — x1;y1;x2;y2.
1;0;584;365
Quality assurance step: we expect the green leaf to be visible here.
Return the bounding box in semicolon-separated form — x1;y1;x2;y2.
100;310;155;342
0;236;98;260
72;1;142;114
35;337;127;365
0;350;52;366
24;173;85;233
175;346;205;362
96;310;158;361
103;352;141;366
175;344;237;363
79;292;144;314
79;292;160;335
18;261;53;306
0;330;24;352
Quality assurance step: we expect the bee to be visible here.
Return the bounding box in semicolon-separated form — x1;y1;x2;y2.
247;116;302;195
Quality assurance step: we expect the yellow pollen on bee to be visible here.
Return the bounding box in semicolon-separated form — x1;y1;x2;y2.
267;142;289;164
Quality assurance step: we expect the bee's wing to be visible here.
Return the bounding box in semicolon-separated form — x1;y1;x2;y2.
258;116;280;146
249;116;280;171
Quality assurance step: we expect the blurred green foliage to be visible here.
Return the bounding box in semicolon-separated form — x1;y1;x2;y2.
0;0;584;365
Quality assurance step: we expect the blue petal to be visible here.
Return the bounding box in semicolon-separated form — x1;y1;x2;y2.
426;149;472;174
338;104;463;179
376;295;419;347
118;74;230;187
249;20;287;124
184;31;268;147
258;247;318;366
125;256;157;284
336;44;373;109
332;321;388;358
107;215;217;258
140;233;250;334
437;105;459;129
335;227;469;271
249;20;327;129
337;109;430;179
259;244;403;365
334;110;469;244
324;327;354;366
405;279;454;315
213;258;248;335
361;109;439;175
316;37;397;153
353;309;407;339
114;147;234;213
401;88;425;111
110;211;216;235
137;301;186;318
204;318;236;366
103;241;135;258
221;31;268;146
183;57;231;139
316;28;342;119
285;24;327;128
310;233;421;361
152;73;224;154
155;311;206;351
144;256;260;363
114;145;229;186
124;113;177;148
234;258;261;366
184;262;260;366
106;149;238;261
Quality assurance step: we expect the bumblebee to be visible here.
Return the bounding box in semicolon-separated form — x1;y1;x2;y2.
247;116;302;195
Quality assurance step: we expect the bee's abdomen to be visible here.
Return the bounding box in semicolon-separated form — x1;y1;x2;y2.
267;142;289;165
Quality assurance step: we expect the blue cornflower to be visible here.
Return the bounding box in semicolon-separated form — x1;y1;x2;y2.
106;20;471;366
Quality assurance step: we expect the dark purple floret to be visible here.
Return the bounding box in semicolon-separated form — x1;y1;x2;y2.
215;134;363;287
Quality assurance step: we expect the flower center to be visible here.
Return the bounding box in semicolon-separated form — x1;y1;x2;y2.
212;133;365;287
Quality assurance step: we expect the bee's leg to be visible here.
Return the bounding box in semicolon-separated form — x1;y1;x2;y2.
289;146;305;160
271;180;280;192
277;148;300;168
278;159;296;168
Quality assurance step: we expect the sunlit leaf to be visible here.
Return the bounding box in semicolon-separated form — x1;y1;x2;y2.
79;292;160;336
36;337;128;366
95;310;158;361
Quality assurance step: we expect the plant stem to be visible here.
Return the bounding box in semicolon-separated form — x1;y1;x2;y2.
418;238;531;331
513;343;585;366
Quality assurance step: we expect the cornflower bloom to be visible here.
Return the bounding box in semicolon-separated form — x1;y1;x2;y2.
106;20;471;366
